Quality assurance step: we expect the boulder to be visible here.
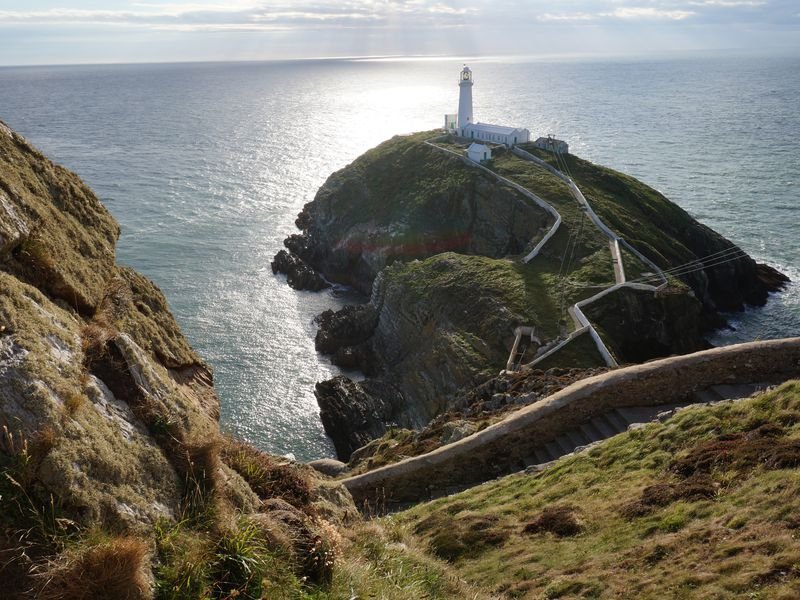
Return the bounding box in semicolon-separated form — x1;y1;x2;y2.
271;249;329;291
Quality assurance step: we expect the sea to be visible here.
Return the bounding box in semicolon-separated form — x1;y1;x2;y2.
0;54;797;460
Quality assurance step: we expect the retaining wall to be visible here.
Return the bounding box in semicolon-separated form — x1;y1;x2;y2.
343;337;800;509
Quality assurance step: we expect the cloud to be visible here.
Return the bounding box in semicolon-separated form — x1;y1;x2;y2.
537;12;596;23
536;5;697;23
689;1;766;6
0;1;475;30
602;7;696;21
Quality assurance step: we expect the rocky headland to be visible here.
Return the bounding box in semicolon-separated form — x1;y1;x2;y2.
0;121;356;598
274;131;788;461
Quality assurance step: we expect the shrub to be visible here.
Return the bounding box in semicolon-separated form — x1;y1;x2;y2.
523;505;583;538
35;536;151;600
220;437;314;510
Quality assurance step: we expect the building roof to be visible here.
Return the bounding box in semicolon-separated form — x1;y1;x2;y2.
535;136;567;145
467;122;527;135
467;143;491;152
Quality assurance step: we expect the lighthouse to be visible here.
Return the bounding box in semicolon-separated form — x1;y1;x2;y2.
442;65;531;147
457;65;474;130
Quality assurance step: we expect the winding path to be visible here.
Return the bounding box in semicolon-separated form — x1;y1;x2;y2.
425;137;669;370
423;137;562;262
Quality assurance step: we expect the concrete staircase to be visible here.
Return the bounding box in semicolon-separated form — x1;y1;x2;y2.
521;383;767;469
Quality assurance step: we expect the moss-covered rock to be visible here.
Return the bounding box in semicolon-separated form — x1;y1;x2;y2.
0;121;356;597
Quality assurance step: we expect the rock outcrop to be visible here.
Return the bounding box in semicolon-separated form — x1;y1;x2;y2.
0;121;355;597
0;121;220;531
274;131;551;294
271;248;329;291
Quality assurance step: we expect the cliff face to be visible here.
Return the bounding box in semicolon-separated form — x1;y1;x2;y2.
276;134;787;462
0;121;219;531
273;131;552;294
0;122;354;598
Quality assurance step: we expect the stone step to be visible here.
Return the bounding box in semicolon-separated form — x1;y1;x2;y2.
579;421;605;444
691;388;723;404
533;446;553;464
545;441;564;461
522;455;539;468
605;409;629;432
710;383;760;400
566;428;590;449
590;414;618;439
554;435;574;456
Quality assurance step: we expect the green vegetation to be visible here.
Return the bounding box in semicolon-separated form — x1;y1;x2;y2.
0;128;119;313
340;131;473;225
531;329;608;371
329;520;494;599
518;144;734;271
3;121;788;599
384;380;800;598
388;253;559;338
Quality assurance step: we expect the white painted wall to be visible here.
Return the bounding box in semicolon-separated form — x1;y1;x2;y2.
457;67;473;129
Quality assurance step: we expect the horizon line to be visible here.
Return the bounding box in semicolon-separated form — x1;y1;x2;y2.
1;46;796;69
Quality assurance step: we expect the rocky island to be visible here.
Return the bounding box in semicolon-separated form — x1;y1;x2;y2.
274;130;788;461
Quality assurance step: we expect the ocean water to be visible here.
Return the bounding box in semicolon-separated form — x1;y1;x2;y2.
0;55;797;460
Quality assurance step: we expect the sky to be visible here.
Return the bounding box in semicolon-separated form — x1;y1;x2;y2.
0;1;798;65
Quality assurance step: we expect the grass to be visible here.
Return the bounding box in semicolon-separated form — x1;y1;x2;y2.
220;436;315;510
388;253;559;334
328;520;495;599
153;515;318;600
35;535;152;600
531;329;608;370
385;379;800;599
0;128;119;313
517;144;739;273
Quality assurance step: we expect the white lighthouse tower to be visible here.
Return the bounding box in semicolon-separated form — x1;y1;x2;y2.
457;65;474;130
442;65;531;147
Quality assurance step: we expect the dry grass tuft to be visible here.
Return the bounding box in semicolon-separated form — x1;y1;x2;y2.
300;516;342;584
621;475;717;519
671;423;800;477
220;436;315;510
523;505;583;537
0;532;36;599
63;393;86;416
35;536;152;600
80;313;117;361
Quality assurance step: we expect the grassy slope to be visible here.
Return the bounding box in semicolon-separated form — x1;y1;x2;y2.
531;329;607;371
374;145;661;377
520;145;732;270
374;380;800;599
386;253;561;342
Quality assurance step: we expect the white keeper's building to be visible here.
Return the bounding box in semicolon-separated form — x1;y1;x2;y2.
466;142;491;163
444;66;530;147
